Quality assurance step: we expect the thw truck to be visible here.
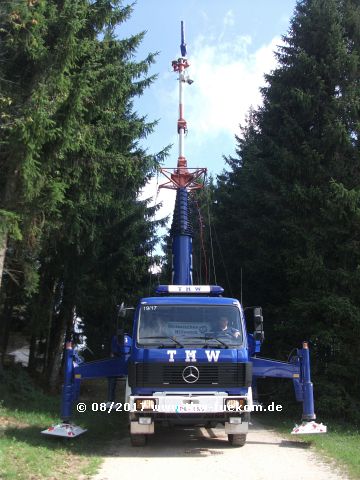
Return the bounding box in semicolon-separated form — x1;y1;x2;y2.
42;22;326;445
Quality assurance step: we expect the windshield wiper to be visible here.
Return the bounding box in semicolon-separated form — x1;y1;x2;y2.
140;336;184;348
183;336;229;348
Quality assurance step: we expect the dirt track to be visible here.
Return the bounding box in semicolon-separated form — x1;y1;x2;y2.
93;420;347;480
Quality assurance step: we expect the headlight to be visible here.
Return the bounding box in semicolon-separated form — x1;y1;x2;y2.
135;398;156;411
225;398;245;411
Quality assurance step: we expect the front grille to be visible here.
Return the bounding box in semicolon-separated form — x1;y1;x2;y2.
128;362;252;388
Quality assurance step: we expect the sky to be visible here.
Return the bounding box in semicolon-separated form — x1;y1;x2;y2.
116;0;298;247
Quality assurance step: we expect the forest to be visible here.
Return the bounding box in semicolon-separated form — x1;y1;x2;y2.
1;0;360;424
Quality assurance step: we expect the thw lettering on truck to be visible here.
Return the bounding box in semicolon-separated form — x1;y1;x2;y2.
167;350;220;362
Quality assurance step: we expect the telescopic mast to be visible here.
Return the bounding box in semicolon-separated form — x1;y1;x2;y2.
159;21;206;285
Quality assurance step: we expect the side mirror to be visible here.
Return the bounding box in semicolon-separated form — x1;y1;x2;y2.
117;302;135;318
253;307;264;342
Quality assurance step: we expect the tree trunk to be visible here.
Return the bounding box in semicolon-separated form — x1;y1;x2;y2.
0;232;8;292
26;263;58;374
47;312;70;393
0;304;14;364
28;332;38;373
43;280;57;373
1;170;18;293
0;279;15;366
47;288;75;393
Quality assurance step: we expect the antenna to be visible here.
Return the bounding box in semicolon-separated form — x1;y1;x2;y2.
180;20;187;57
158;21;207;285
159;21;206;191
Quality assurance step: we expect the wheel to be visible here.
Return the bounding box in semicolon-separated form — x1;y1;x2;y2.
228;433;247;447
130;434;147;446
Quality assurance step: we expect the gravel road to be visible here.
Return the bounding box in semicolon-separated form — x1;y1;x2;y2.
93;420;347;480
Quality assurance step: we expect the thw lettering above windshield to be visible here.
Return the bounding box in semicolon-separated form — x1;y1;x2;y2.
167;350;221;363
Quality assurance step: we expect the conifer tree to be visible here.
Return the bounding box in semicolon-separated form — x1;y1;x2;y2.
0;1;167;385
214;0;360;418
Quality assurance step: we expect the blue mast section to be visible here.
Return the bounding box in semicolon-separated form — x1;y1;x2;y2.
171;187;193;285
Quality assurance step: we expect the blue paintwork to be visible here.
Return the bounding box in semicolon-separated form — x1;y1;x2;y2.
299;346;316;420
132;345;248;365
247;333;261;355
250;349;316;419
111;334;132;355
172;236;193;284
129;295;249;397
61;347;74;421
74;356;128;379
251;356;300;379
171;188;193;285
60;346;129;421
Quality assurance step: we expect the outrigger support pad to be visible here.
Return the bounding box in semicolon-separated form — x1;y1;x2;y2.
42;342;87;438
41;422;87;438
291;421;327;434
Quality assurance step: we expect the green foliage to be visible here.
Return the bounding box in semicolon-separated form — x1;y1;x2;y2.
0;1;167;381
212;0;360;420
0;364;41;403
0;210;22;240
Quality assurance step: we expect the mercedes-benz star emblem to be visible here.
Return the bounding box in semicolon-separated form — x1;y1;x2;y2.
182;366;200;383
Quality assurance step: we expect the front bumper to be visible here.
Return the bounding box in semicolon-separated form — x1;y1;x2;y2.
129;391;251;434
129;392;248;414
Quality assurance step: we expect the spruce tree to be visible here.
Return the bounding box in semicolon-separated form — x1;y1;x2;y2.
0;1;167;386
214;0;360;419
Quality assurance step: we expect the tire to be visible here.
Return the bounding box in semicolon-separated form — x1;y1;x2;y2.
130;434;147;446
228;433;247;447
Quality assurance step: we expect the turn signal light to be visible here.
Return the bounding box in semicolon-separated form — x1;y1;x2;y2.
135;398;156;411
225;398;245;411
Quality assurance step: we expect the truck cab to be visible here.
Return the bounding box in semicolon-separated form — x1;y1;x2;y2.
126;285;253;446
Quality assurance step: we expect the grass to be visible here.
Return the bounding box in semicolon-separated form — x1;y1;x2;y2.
2;366;359;479
0;366;128;480
257;411;360;479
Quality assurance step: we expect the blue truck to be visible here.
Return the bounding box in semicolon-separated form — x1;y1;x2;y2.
127;289;253;446
42;22;326;444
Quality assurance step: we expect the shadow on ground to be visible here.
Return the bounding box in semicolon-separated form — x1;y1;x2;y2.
3;422;311;459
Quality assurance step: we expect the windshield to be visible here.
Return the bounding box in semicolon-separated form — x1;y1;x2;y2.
137;304;243;348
